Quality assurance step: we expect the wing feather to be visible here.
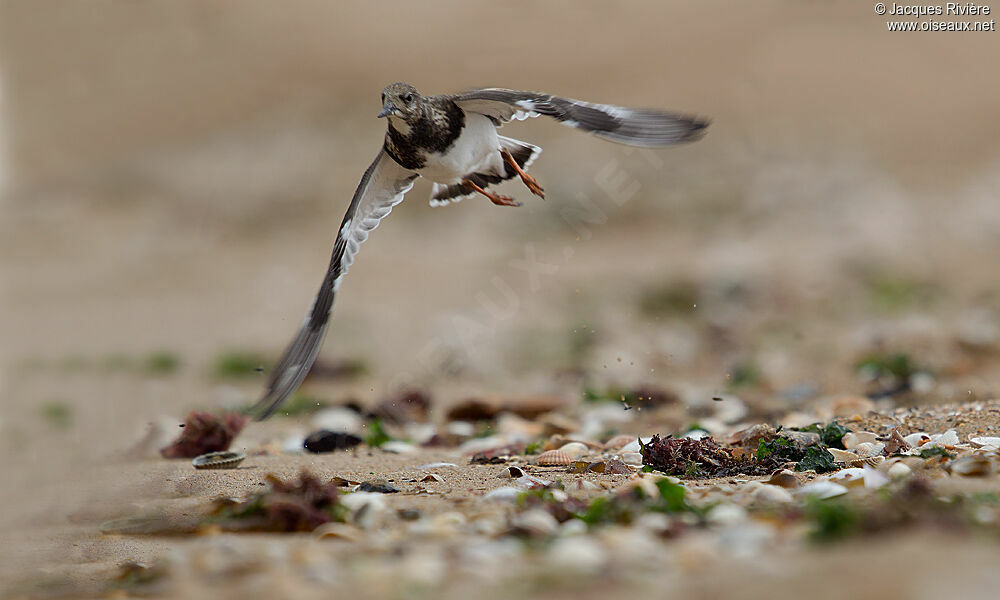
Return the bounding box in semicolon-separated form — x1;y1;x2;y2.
452;88;708;147
250;149;417;419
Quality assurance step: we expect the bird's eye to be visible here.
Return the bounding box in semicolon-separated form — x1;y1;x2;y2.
403;93;413;102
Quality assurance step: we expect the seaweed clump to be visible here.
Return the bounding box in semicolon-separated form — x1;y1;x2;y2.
208;471;347;532
640;435;770;477
160;411;247;459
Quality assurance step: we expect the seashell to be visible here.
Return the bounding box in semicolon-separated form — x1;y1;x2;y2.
511;509;559;537
903;432;930;448
969;437;1000;451
191;450;246;470
827;448;860;463
558;442;589;458
380;441;416;454
420;473;444;483
764;469;799;489
842;431;878;450
498;466;525;479
329;476;360;488
417;462;458;469
536;450;573;466
547;536;606;571
828;468;866;487
484;487;521;502
515;475;551;489
887;462;912;479
931;430;960;446
862;466;889;489
604;434;638;450
620;452;643;466
752;484;794;504
798;480;848;499
848;456;884;468
852;442;885;457
314;522;362;542
948;455;993;477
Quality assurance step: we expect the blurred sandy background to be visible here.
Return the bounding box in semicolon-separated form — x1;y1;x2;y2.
1;0;1000;563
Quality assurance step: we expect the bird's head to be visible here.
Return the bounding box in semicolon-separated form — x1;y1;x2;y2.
378;82;422;122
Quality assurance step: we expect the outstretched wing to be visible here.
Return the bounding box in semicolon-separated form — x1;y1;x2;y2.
452;88;708;147
250;149;418;419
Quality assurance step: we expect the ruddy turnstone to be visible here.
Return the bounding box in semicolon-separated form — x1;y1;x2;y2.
250;83;708;418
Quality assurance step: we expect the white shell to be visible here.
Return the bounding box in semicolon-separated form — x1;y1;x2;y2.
969;437;1000;451
798;480;849;499
484;487;522;502
620;452;643;466
827;448;860;463
511;509;559;536
888;462;913;479
558;442;590;458
842;432;878;450
752;484;794;504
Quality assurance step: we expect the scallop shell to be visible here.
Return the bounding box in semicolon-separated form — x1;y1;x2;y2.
191;450;246;469
848;456;884;468
536;450;572;466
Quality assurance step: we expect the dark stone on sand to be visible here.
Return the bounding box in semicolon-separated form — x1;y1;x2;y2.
303;430;363;453
358;480;399;493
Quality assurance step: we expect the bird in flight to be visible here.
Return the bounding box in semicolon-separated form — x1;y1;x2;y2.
250;83;708;419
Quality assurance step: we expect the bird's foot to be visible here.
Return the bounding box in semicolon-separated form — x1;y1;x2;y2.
520;172;545;198
461;178;522;207
487;193;522;207
501;149;545;199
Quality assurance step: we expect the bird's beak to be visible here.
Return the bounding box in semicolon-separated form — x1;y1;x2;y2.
377;103;395;118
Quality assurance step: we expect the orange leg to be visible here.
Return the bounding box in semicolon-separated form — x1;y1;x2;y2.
461;178;522;207
501;149;545;199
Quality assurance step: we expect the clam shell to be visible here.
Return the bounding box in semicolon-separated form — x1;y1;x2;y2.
191;450;246;470
765;469;799;489
948;455;993;477
536;450;572;466
557;442;589;458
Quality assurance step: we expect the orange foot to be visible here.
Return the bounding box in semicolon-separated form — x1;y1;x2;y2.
461;178;522;207
501;149;545;199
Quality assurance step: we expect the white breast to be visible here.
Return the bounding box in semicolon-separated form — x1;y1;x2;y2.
418;113;502;184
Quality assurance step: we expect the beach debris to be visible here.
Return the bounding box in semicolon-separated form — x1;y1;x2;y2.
536;450;573;466
765;469;799;489
191;450;246;469
358;480;400;493
947;456;992;477
969;437;1000;451
160;411;247;459
469;443;524;464
420;473;444;483
303;430;363;453
417;462;459;469
883;429;911;454
641;435;765;477
207;471;347;532
557;442;589;458
499;466;526;478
